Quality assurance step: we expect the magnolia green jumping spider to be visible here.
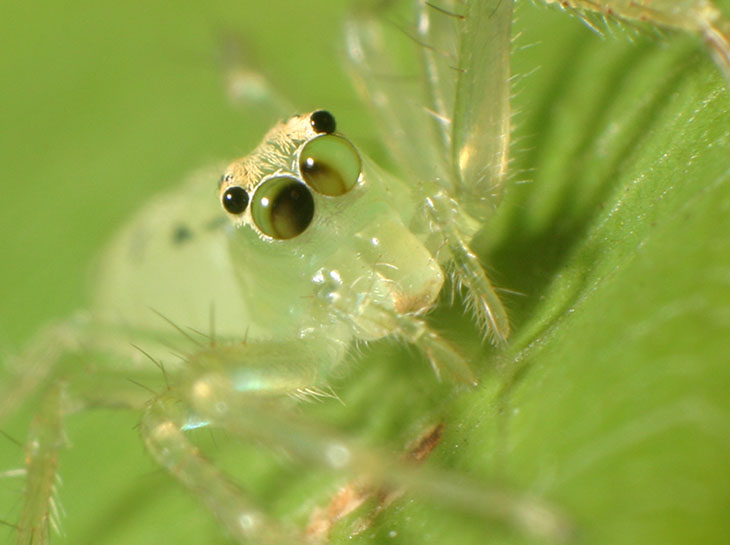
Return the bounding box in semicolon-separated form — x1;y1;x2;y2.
2;0;729;543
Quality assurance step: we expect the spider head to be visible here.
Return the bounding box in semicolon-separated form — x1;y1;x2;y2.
220;111;443;340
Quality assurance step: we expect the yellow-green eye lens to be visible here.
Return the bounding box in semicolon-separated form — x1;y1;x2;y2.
299;135;361;196
252;177;314;239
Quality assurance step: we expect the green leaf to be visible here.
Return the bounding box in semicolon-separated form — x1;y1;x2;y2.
1;1;729;545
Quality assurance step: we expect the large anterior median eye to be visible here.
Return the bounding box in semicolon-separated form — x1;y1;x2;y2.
252;177;315;239
299;135;361;196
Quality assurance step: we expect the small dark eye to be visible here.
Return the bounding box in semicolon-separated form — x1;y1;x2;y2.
222;186;249;214
218;173;233;189
310;110;336;134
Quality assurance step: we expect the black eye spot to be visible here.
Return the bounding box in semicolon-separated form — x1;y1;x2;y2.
172;224;193;245
310;110;336;134
222;186;249;214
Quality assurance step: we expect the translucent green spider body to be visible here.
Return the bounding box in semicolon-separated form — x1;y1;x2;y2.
2;0;730;543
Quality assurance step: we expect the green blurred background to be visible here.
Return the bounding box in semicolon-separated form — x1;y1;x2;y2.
0;2;365;542
2;0;730;544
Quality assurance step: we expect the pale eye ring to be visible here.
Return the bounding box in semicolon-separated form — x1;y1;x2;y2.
221;186;249;215
251;176;315;239
299;134;361;197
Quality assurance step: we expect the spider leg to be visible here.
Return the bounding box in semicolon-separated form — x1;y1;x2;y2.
140;338;571;544
425;187;511;344
544;0;730;80
15;386;62;545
